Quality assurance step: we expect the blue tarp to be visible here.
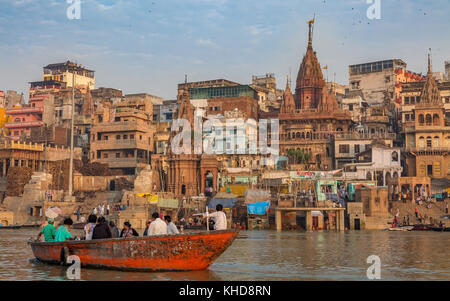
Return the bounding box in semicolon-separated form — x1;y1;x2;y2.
248;201;271;215
208;198;237;209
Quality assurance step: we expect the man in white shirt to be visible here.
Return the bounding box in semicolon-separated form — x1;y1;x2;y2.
164;215;180;235
200;204;227;230
148;212;167;236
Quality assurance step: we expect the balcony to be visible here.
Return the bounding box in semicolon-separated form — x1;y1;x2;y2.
405;147;450;154
5;120;43;128
92;139;150;150
92;120;150;133
6;107;43;115
95;157;148;169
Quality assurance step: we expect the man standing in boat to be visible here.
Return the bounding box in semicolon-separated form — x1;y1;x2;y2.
148;212;167;235
37;218;56;242
198;204;227;231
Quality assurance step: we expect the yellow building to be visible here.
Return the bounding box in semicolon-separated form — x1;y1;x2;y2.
43;61;95;93
404;56;450;179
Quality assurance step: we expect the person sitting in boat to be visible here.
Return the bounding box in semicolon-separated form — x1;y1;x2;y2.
84;214;97;240
37;218;56;242
109;221;120;238
54;218;74;242
120;222;139;238
198;204;227;231
92;216;112;240
147;212;167;236
143;220;151;236
165;215;179;235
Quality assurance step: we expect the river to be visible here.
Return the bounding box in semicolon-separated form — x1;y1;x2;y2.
0;229;448;280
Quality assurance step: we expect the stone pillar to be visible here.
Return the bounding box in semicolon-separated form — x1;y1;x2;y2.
305;210;312;231
338;210;345;231
2;160;6;177
275;210;282;231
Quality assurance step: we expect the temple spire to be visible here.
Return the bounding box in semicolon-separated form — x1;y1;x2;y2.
428;49;432;73
307;18;315;49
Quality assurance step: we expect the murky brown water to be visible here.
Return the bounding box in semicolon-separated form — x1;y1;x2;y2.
0;229;449;280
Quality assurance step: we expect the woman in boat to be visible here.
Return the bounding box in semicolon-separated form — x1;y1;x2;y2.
92;216;112;240
84;214;97;240
109;221;120;238
120;222;139;237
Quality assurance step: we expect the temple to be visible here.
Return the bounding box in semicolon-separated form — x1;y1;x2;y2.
279;20;353;170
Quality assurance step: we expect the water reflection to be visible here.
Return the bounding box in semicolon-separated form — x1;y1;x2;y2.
0;229;449;280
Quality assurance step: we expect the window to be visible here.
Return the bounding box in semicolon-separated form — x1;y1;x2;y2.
339;144;350;154
392;151;398;162
115;117;120;122
349;104;354;111
104;136;108;141
354;144;360;154
116;135;120;140
427;137;432;148
404;97;409;104
116;153;120;158
130;134;135;139
103;153;108;158
123;135;128;139
405;114;410;121
140;135;143;140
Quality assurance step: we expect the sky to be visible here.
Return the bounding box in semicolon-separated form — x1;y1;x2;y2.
0;0;449;100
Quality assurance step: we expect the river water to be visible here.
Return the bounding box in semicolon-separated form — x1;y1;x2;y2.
0;229;448;281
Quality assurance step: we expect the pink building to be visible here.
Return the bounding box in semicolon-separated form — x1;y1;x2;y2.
5;94;51;140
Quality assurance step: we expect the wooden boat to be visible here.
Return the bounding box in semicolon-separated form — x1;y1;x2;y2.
28;229;238;272
387;226;413;231
412;224;434;231
430;227;450;232
0;225;22;229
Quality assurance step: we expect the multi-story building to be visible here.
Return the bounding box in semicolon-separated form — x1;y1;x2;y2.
343;143;402;199
90;97;155;175
5;90;24;109
250;73;283;112
399;80;450;130
340;90;368;123
334;132;395;169
349;59;424;106
42;61;95;93
5;94;54;140
0;91;6;107
403;57;450;180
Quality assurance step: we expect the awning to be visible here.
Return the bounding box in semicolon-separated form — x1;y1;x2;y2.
208;198;237;209
248;201;270;215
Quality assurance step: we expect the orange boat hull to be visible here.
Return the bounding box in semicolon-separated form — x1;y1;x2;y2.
29;230;238;272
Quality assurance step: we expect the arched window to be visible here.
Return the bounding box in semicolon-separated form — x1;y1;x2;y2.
306;132;310;139
433;136;439;147
418;114;424;125
433;114;440;126
392;151;398;162
426;114;432;125
14;118;20;122
419;136;425;148
296;132;300;138
288;132;291;139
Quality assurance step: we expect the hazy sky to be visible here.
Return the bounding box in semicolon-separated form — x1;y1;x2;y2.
0;0;449;100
